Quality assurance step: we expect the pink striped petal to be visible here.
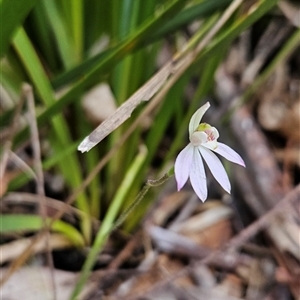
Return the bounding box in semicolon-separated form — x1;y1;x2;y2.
190;148;207;202
213;142;245;167
188;102;210;136
174;143;194;191
199;146;231;194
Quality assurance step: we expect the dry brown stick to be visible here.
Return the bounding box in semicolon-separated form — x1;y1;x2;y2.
2;192;83;221
7;151;37;180
213;185;298;252
0;232;46;286
149;225;252;271
279;0;300;27
231;106;284;209
0;87;49;286
24;84;57;300
24;84;46;216
0;87;25;179
108;230;144;270
0;234;73;265
130;184;300;300
241;21;292;87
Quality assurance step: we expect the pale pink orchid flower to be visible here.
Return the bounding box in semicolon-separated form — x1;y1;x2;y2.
175;102;245;202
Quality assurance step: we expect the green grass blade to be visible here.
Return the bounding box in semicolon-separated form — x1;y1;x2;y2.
28;3;58;69
0;0;38;56
70;0;84;61
152;0;232;39
71;146;148;299
0;214;85;247
41;0;77;68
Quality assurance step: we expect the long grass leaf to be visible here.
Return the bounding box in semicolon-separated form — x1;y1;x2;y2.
71;146;148;299
42;0;77;68
0;0;38;56
0;214;85;247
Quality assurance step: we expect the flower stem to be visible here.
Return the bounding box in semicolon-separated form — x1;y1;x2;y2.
113;171;172;230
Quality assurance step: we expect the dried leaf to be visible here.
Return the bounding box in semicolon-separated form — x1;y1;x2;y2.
0;266;92;300
0;233;72;264
78;62;173;152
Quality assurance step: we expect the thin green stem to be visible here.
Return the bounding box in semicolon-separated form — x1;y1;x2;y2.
113;172;172;231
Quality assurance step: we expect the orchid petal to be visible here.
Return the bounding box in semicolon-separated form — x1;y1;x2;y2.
188;102;210;136
199;146;231;194
202;140;218;150
213;142;245;167
174;143;194;191
189;148;207;202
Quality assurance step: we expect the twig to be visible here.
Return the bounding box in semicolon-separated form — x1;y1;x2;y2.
241;21;292;87
2;192;85;222
149;225;252;271
231;107;285;209
108;230;143;270
24;84;46;217
24;84;57;300
0;88;25;179
8;151;37;181
279;1;300;27
0;234;73;264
